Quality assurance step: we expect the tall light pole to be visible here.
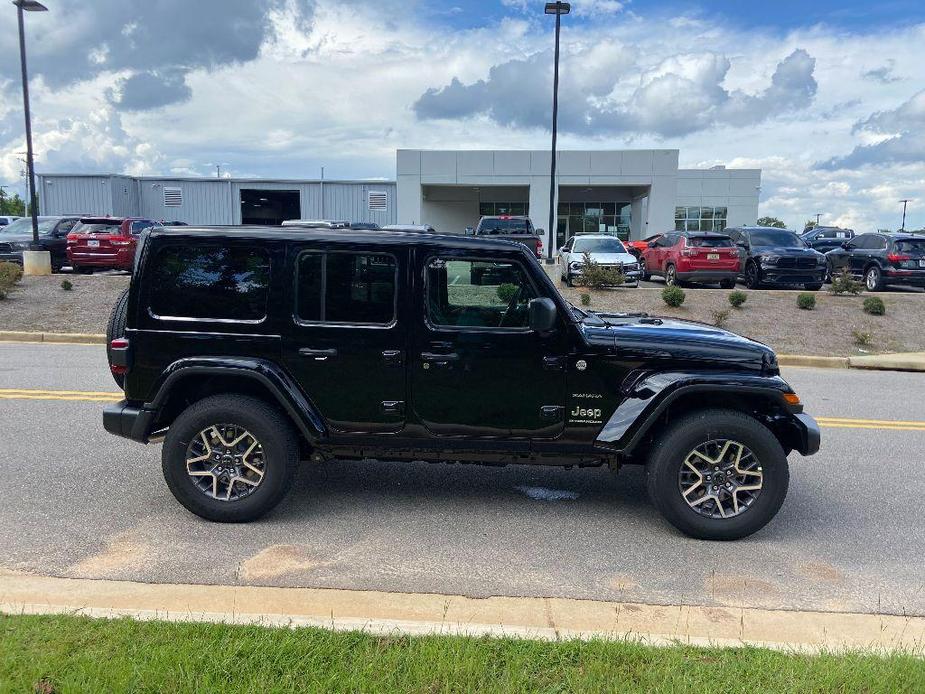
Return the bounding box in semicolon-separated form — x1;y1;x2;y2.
815;213;822;226
900;199;910;231
13;0;49;274
544;2;569;263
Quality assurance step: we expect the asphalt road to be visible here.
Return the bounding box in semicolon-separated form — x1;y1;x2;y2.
1;342;923;617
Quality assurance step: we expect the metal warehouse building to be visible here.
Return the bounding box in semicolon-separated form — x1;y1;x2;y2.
38;148;760;253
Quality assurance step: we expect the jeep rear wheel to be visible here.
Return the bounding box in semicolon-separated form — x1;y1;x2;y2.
162;395;299;522
645;408;789;540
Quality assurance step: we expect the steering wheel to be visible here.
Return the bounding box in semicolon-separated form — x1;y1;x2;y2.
499;285;524;327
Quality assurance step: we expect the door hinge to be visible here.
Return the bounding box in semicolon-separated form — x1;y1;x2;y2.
540;405;565;421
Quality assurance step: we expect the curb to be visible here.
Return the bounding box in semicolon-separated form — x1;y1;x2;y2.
0;331;105;345
1;572;923;655
777;355;849;369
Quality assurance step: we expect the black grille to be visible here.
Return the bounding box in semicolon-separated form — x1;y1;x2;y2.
0;243;12;253
777;257;816;269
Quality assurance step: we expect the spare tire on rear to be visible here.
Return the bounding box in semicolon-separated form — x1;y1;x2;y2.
106;288;129;389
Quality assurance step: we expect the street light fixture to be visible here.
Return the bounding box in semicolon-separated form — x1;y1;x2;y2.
12;0;49;274
544;1;569;263
899;199;910;231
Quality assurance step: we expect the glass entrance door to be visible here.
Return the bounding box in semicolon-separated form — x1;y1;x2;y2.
556;216;569;251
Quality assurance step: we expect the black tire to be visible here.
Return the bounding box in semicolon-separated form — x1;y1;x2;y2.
719;278;736;289
645;408;789;541
865;265;884;292
106;288;130;389
665;264;678;286
162;395;299;523
566;274;574;287
640;258;651;281
744;262;762;289
804;283;823;291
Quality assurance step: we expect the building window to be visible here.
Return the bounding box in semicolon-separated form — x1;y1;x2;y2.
368;190;388;211
478;202;529;217
164;187;183;207
556;202;631;241
675;206;727;232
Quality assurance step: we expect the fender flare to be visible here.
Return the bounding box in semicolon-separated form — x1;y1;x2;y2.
596;370;800;455
145;356;327;443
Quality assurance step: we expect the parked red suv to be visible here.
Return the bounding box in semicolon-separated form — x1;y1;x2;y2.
67;217;157;273
640;231;739;287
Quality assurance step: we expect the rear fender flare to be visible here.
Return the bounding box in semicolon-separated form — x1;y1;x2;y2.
146;357;327;443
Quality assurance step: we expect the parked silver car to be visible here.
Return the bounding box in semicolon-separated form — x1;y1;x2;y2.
557;234;641;287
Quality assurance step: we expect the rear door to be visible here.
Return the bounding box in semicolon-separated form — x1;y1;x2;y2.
411;250;567;439
283;244;408;434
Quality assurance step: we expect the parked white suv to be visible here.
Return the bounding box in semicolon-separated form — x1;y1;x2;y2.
558;234;641;287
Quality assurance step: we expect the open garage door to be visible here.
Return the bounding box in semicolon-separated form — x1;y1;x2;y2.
240;189;300;226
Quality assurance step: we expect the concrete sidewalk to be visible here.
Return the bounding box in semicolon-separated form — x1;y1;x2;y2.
1;571;923;654
849;352;925;372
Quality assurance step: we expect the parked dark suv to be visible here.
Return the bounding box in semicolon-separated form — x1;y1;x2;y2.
0;215;82;271
103;226;819;540
725;226;827;290
801;226;854;253
825;232;925;291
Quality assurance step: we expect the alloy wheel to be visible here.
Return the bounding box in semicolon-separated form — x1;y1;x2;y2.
678;439;763;519
866;268;879;291
666;266;676;285
185;424;266;502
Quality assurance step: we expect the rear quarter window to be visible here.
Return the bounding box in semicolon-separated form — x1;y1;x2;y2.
147;245;271;322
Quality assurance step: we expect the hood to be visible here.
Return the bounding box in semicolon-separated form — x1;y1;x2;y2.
0;233;39;243
580;312;776;372
580;252;639;265
752;245;823;258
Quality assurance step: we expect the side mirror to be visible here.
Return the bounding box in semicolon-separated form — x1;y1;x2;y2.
536;228;545;236
529;297;558;333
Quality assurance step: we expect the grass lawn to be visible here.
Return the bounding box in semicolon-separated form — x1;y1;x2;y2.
2;614;923;693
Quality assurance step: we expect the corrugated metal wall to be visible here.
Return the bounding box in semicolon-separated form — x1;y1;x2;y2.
37;175;397;226
39;176;113;215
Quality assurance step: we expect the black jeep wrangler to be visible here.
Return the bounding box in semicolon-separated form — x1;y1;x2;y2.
104;226;819;540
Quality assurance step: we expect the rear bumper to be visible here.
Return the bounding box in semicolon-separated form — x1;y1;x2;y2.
67;249;134;269
884;269;925;287
676;269;737;282
103;400;155;443
788;413;821;456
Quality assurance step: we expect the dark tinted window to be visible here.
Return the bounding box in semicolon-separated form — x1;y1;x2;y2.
77;222;122;235
427;258;537;329
476;218;534;235
57;219;79;234
853;234;877;250
296;251;396;325
149;246;270;321
131;220;154;234
747;230;804;247
688;236;733;247
895;239;925;255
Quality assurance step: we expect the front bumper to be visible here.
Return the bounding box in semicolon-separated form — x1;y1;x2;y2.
759;267;826;285
570;266;642;282
103;400;156;443
788;413;821;456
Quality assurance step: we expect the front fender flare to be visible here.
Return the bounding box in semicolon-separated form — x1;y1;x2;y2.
146;357;327;443
596;370;800;455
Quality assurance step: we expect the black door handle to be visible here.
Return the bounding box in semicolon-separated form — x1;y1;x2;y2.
421;352;459;362
299;347;337;360
382;349;403;367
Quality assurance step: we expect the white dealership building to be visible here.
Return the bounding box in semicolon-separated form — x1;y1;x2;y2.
39;148;760;253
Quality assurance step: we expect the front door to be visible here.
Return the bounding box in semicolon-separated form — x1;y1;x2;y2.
411;252;567;438
284;246;407;434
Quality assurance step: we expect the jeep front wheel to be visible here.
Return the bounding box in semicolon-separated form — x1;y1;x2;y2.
645;408;789;540
162;395;299;522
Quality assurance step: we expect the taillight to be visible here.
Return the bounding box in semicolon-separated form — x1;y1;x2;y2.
111;240;132;246
887;254;910;263
536;239;544;258
110;337;130;375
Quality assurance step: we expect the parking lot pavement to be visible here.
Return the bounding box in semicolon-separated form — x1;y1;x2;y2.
1;342;924;617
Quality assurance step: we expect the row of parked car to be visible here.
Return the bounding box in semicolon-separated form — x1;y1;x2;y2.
0;215;188;273
558;225;925;292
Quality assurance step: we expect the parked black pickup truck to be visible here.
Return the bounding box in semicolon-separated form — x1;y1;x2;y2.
474;215;544;259
103;226;819;540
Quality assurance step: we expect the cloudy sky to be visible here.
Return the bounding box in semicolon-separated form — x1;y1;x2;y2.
0;0;922;230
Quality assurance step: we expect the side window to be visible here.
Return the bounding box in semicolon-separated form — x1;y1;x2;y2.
131;220;154;235
57;219;78;234
296;251;397;325
853;235;872;249
427;258;537;330
871;236;887;250
148;245;270;322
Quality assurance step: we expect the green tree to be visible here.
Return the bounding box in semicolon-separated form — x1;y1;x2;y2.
0;189;26;217
804;220;818;231
756;216;786;229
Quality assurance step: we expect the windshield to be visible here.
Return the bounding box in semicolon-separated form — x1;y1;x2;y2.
73;222;122;235
0;217;57;235
572;237;627;253
477;218;533;235
895;239;925;256
688;236;733;248
748;230;805;247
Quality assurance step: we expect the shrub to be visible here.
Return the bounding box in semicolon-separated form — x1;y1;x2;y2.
712;308;730;327
60;279;74;291
797;293;816;310
662;285;686;308
828;268;863;295
579;292;591;307
863;296;885;316
852;329;873;347
728;290;747;309
574;251;624;289
0;261;24;300
496;282;519;304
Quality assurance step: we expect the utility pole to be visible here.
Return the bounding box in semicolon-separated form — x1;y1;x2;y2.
320;166;325;220
815;213;822;226
900;199;910;231
544;2;570;264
